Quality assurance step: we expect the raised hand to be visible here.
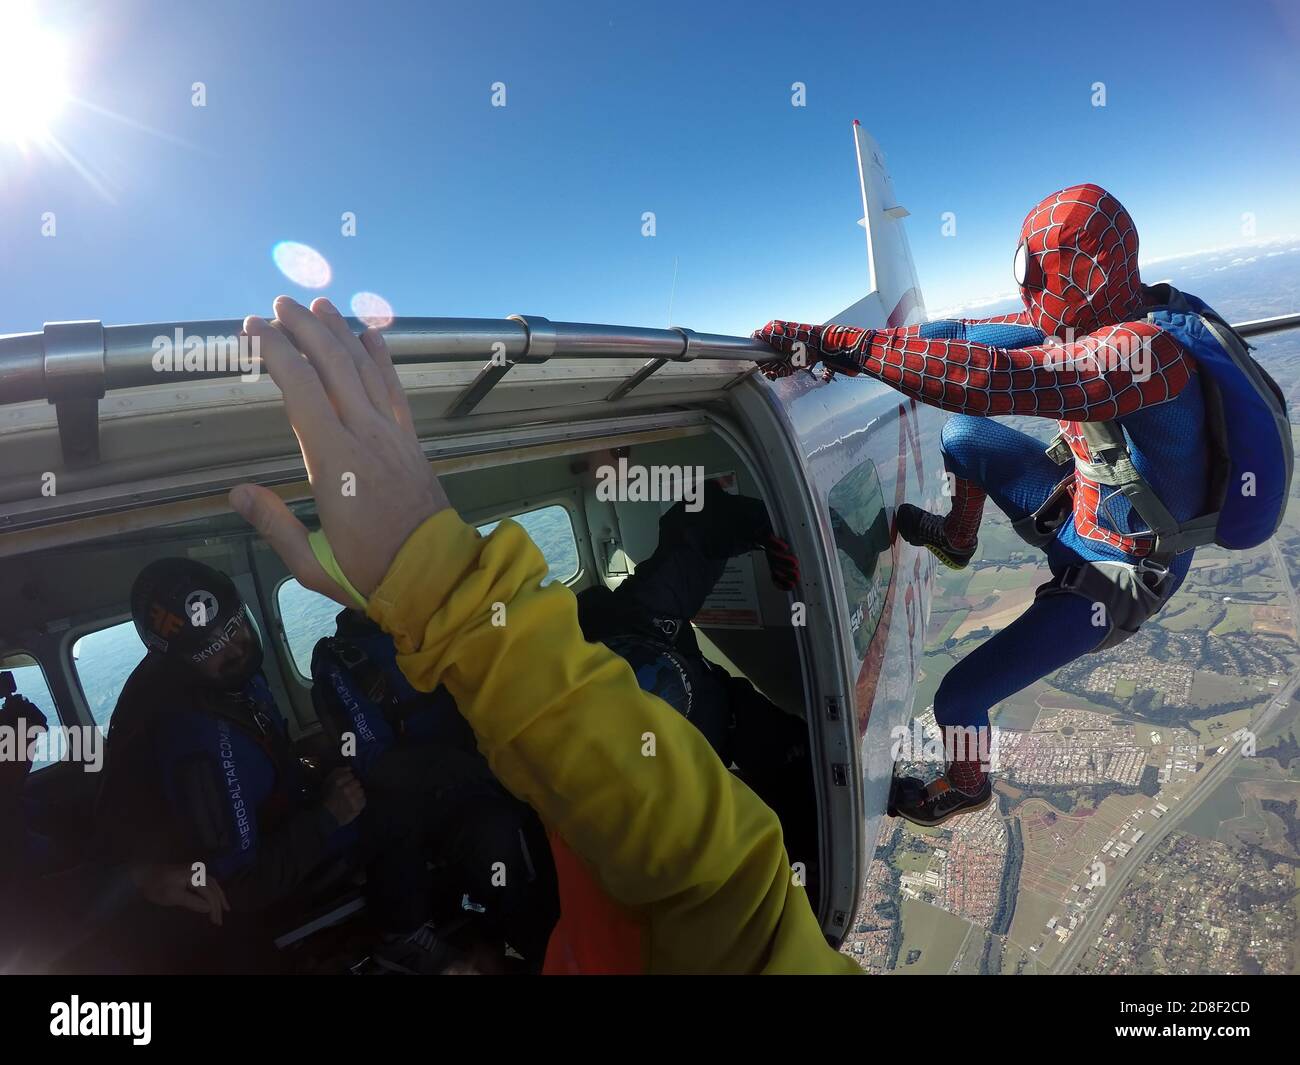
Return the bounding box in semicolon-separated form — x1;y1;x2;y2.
229;296;450;605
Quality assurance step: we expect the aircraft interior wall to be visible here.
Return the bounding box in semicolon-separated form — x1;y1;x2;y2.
0;421;814;859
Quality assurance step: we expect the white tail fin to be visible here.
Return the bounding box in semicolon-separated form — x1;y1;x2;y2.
829;122;926;330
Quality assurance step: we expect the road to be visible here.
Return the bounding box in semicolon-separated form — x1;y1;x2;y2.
1049;538;1299;973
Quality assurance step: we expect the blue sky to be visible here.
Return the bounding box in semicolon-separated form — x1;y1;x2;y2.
1;0;1298;337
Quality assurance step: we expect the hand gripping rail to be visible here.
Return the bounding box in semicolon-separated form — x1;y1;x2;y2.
0;311;1297;467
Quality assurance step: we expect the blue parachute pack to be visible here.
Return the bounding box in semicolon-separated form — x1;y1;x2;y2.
1060;283;1292;558
1149;286;1292;549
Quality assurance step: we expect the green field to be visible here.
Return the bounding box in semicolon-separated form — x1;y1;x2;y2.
1190;672;1275;708
1001;939;1044;975
1256;712;1300;749
932;609;971;644
934;566;976;601
1213;602;1258;636
913;651;958;714
1006;887;1059;962
1189;706;1262;745
895;850;932;875
1160;596;1224;632
1180;776;1247;840
1035;686;1132;718
991;684;1045;730
953;935;987;975
896;898;973;975
1231;758;1298;782
964;564;1040;599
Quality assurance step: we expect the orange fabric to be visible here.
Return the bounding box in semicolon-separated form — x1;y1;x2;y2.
542;832;644;975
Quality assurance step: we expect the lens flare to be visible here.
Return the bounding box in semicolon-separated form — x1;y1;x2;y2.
272;241;331;289
351;291;394;328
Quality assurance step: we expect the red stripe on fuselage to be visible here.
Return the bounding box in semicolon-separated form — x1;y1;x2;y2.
887;288;921;329
852;398;924;736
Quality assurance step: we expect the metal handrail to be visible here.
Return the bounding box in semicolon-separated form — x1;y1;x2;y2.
0;315;779;465
1234;312;1300;338
2;310;1298;466
0;315;775;406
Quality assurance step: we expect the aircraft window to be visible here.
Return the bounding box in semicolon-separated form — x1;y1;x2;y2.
279;578;344;678
71;623;147;733
826;460;894;658
277;504;579;679
1;653;62;773
477;504;579;585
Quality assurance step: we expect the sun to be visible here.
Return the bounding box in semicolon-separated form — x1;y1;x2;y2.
0;4;71;149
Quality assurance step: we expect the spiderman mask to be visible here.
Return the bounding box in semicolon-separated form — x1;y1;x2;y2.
1015;183;1144;339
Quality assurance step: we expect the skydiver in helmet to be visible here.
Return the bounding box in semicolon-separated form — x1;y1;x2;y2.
98;556;439;971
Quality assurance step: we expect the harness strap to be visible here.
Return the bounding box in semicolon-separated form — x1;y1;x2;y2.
1041;288;1232;561
1010;475;1073;548
319;637;422;736
1039;559;1175;652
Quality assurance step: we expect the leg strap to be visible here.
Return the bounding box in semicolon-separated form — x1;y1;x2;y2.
1011;475;1074;548
1035;559;1174;652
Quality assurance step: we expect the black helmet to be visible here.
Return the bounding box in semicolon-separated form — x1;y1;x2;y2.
130;558;264;689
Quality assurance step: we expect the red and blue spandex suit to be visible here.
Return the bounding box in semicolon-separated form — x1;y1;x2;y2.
756;184;1212;732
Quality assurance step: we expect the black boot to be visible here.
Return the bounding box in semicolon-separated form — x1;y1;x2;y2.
895;503;976;570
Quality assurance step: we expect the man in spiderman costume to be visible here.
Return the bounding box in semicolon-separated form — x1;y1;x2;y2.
755;184;1213;826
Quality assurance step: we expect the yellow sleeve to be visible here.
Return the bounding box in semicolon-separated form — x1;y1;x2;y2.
367;509;861;975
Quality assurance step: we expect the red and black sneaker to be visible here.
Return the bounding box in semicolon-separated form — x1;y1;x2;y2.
895;503;976;570
887;772;993;827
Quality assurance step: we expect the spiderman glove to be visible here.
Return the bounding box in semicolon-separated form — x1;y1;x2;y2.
752;320;826;380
